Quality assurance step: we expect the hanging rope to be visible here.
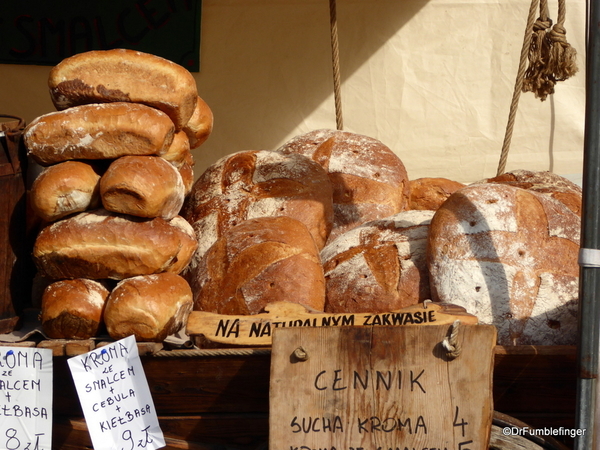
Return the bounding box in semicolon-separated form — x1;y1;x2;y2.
442;320;462;360
496;0;540;176
329;0;344;130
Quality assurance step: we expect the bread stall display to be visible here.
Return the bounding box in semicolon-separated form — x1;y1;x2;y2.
20;49;211;346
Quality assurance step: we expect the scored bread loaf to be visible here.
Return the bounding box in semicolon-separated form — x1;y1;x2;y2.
104;273;193;342
183;96;213;148
188;216;325;315
181;150;334;262
322;210;434;314
41;278;110;340
277;129;411;243
30;160;102;222
24;102;175;166
33;209;188;280
48;49;198;130
427;183;580;345
100;155;185;219
409;177;465;211
479;169;582;216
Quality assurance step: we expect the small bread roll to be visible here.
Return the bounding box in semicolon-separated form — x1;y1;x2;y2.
41;279;110;339
162;131;191;169
30;161;101;222
24;103;175;166
408;177;466;211
100;155;185;219
104;273;193;342
48;49;198;130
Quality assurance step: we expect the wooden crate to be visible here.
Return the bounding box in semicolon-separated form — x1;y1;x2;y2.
45;343;576;450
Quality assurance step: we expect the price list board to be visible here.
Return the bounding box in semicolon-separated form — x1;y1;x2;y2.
269;325;496;450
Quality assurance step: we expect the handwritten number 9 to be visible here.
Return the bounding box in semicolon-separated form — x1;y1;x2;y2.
5;428;20;450
121;429;134;450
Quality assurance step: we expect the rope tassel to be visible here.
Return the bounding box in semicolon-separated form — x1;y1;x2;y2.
522;0;578;101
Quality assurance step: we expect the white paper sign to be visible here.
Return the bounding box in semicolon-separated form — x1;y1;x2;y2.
0;347;53;450
68;336;165;450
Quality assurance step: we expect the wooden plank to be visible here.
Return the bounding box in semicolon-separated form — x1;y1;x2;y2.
269;325;496;450
187;301;478;347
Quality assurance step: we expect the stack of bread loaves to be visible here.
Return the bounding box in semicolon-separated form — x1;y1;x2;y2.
25;49;212;342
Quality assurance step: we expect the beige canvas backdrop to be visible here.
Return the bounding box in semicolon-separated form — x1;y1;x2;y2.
0;0;587;185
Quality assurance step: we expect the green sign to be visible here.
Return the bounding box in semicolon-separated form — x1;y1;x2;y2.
0;0;202;72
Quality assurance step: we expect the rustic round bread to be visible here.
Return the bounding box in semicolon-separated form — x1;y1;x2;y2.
24;102;175;166
183;96;213;148
277;129;410;243
30;160;102;222
409;177;465;211
181;150;334;261
322;210;434;314
33;209;187;280
100;155;185;219
479;169;582;216
41;278;110;340
104;272;193;342
427;183;580;345
48;49;198;130
187;216;325;315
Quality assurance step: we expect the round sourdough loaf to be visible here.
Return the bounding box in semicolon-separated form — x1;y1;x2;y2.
33;209;186;280
409;177;465;211
322;210;434;314
24;102;175;165
183;96;213;148
277;129;410;243
104;273;193;342
427;183;580;345
187;216;325;314
41;278;110;339
48;49;198;130
479;169;582;216
30;160;102;222
181;150;334;261
100;155;185;219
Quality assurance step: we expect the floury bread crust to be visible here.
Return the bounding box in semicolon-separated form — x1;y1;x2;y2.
100;155;185;219
24;103;175;165
48;49;198;130
30;160;102;222
321;210;434;314
408;177;466;211
277;129;411;243
188;216;325;315
181;150;334;264
427;183;580;345
41;278;109;339
104;273;193;342
33;209;192;280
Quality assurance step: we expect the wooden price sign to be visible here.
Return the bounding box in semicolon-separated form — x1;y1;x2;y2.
269;324;497;450
186;301;478;347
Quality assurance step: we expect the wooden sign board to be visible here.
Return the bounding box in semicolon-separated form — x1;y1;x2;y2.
270;325;496;450
186;301;478;347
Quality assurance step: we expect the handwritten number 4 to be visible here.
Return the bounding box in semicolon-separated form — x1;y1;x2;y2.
453;406;468;437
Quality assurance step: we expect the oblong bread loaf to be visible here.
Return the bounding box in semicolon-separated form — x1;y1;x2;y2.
100;155;185;219
30;160;101;222
165;216;198;275
24;102;175;166
41;278;110;340
162;131;191;168
183;96;213;148
48;49;198;130
104;273;193;342
33;209;185;280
